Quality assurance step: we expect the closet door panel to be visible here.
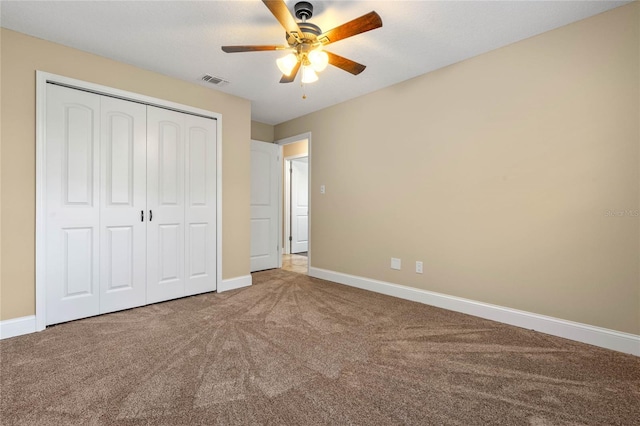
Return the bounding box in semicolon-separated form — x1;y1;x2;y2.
184;115;217;295
45;84;101;325
146;106;185;304
99;96;147;314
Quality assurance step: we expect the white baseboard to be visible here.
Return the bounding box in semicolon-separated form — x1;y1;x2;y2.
5;272;637;356
309;267;640;356
0;315;36;340
219;274;252;292
2;277;254;339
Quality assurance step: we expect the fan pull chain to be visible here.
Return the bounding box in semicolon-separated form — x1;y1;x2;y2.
301;82;307;100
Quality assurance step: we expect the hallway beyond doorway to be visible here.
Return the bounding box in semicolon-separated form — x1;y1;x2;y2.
281;254;307;274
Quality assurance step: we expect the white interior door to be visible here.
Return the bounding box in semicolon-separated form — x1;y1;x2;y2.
146;106;185;304
99;96;147;314
45;84;101;325
250;140;280;272
184;114;217;295
291;159;308;253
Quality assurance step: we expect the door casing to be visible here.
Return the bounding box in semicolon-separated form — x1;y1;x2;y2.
276;133;311;272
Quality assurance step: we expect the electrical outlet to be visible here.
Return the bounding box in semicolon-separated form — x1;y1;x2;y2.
320;185;326;194
391;258;401;270
416;261;423;274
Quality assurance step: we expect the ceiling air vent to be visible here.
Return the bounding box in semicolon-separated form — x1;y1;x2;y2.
201;74;229;86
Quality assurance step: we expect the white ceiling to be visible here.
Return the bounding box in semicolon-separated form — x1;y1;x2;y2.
1;1;628;125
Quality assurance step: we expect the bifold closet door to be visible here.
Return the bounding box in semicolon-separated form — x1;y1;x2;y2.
99;96;147;313
184;114;217;296
45;85;218;324
45;84;101;325
146;108;217;302
146;106;186;304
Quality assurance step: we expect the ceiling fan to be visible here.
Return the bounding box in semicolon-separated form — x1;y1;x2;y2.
221;0;383;84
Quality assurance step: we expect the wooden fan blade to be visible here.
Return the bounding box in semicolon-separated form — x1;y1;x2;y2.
263;0;303;41
221;45;283;53
326;51;366;75
280;61;301;83
319;11;382;45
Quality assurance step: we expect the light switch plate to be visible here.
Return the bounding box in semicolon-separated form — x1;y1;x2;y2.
391;258;401;270
320;185;325;194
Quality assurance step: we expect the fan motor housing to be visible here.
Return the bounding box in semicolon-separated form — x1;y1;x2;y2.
286;1;321;46
286;21;321;46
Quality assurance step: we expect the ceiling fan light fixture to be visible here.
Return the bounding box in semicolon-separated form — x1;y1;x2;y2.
301;66;319;84
277;53;298;76
221;1;383;85
308;49;328;72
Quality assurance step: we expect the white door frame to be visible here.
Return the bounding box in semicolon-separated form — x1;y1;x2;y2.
283;154;308;255
35;71;223;332
276;132;311;273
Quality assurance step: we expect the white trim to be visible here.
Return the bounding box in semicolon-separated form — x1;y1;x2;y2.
36;73;47;331
283;153;309;160
0;316;36;340
276;132;311;146
37;72;219;118
284;158;291;255
36;71;223;329
277;145;283;268
275;132;312;274
309;267;640;356
218;275;252;292
216;106;223;291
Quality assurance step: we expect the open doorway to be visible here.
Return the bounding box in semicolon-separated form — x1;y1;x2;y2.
285;156;308;254
277;134;310;274
283;156;308;274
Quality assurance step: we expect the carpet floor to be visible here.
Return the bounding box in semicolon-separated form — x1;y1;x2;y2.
1;269;638;425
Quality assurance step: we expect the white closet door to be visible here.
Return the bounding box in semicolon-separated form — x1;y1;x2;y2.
184;114;217;295
99;96;147;313
146;106;185;304
45;84;101;325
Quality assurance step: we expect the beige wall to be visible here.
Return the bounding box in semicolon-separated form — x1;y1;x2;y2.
283;140;308;158
251;121;275;143
276;4;640;334
0;29;251;320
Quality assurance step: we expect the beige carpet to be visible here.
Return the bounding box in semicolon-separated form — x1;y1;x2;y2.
1;269;638;425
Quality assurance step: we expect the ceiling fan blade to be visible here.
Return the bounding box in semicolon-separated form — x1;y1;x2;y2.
221;45;284;53
280;61;301;83
319;11;382;45
326;51;366;75
263;0;303;42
